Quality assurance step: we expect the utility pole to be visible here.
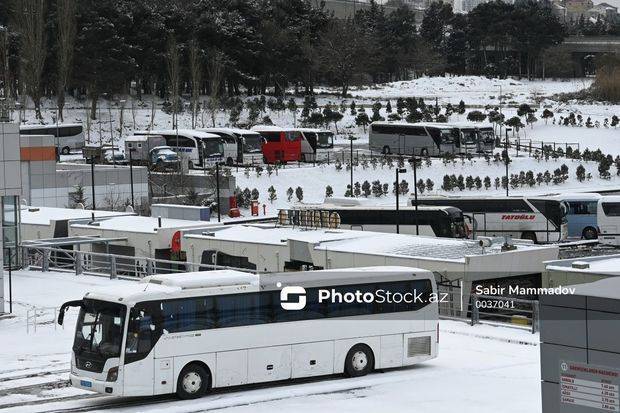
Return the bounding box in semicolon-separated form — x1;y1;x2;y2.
128;148;135;210
90;157;96;210
348;135;357;196
412;156;419;235
396;168;406;234
215;162;221;222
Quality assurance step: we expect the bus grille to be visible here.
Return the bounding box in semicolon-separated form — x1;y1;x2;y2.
407;336;431;357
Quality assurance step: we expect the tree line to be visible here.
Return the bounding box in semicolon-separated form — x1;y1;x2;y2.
0;0;572;122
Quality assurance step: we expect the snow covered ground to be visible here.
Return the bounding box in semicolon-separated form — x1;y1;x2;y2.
1;269;541;413
11;75;620;212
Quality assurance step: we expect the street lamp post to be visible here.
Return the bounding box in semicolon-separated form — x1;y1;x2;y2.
504;128;512;197
348;135;357;196
90;156;96;210
128;148;135;210
411;155;419;235
395;168;406;234
215;162;221;222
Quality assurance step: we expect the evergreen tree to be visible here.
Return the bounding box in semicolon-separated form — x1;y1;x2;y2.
268;186;277;203
295;186;304;202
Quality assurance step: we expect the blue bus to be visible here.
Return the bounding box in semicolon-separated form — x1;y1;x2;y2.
556;193;601;240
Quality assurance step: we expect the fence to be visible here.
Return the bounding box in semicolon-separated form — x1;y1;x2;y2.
437;285;540;333
21;245;255;279
26;306;61;334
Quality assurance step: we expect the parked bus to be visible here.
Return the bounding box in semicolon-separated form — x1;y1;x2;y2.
135;130;223;168
252;126;302;164
552;193;600;240
415;196;568;243
197;128;241;165
199;128;264;163
20;123;85;155
448;122;496;154
295;128;335;161
58;267;438;399
598;196;620;246
368;122;457;156
289;200;467;238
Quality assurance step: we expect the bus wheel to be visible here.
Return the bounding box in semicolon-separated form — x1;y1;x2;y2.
344;344;374;378
177;363;209;400
582;227;598;240
420;148;428;157
382;146;390;155
188;161;194;170
226;157;234;166
521;232;537;243
61;146;71;155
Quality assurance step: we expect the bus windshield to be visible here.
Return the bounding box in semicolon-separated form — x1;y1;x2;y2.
202;139;223;157
480;130;495;143
461;129;477;144
73;300;126;359
242;134;263;153
317;132;334;148
440;129;457;144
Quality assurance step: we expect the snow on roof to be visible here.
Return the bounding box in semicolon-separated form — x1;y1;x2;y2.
570;277;620;300
20;123;82;130
136;129;221;139
71;215;215;233
546;192;602;201
20;206;130;226
187;224;545;262
313;233;524;262
546;255;620;276
145;270;257;289
187;224;372;246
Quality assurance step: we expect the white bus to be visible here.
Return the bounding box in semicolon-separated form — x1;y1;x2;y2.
58;267;438;399
416;196;568;243
20;123;85;155
135;130;223;168
597;196;620;246
296;128;335;161
369;122;495;156
200;128;265;164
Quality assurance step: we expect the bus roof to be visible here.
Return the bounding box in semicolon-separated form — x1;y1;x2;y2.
82;266;432;304
415;195;560;202
136;129;221;139
547;193;602;201
199;127;261;136
20;123;82;130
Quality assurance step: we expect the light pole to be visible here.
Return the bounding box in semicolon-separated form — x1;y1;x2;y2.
128;147;135;210
90;156;96;210
348;135;357;196
215;162;221;222
504;128;512;197
411;155;420;235
53;109;59;160
395;168;406;234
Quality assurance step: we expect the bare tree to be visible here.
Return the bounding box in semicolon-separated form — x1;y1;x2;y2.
188;38;203;129
149;93;156;130
130;98;137;129
206;48;226;127
166;34;180;129
12;0;46;120
320;19;362;97
56;0;76;122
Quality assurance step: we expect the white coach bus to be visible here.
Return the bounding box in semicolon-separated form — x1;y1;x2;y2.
598;196;620;246
20;123;85;155
416;196;568;243
58;267;438;399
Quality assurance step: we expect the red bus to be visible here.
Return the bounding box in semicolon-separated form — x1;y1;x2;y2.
252;126;302;163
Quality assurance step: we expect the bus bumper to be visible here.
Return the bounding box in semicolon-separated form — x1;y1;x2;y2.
70;373;121;395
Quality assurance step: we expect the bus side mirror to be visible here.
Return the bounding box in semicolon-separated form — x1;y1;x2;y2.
58;300;83;325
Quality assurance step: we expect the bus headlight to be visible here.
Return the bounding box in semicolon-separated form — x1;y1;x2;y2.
106;367;119;382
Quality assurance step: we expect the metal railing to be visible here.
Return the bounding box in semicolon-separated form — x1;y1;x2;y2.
438;285;540;333
26;306;61;334
21;245;256;279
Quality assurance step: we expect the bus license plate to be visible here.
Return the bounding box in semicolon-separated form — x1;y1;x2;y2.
80;380;92;388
